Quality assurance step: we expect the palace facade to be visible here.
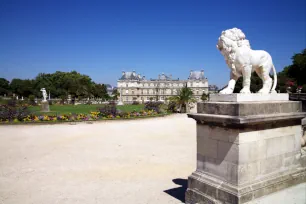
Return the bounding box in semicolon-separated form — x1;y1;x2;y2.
117;70;208;103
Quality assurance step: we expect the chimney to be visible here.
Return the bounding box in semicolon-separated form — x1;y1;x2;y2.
169;74;172;79
142;76;146;80
122;71;125;75
138;74;141;79
132;70;136;75
201;70;204;78
158;74;160;79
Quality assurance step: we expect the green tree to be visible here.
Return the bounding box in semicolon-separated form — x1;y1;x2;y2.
92;83;109;100
276;49;306;92
112;88;120;100
233;73;263;93
0;78;10;96
201;93;209;101
169;84;196;113
286;49;306;85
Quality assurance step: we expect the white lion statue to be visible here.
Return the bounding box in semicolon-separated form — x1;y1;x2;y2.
217;28;277;94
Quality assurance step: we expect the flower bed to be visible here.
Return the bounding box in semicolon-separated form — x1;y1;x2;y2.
0;109;166;124
0;103;170;124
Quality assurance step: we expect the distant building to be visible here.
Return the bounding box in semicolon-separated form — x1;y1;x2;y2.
209;85;219;93
117;70;208;103
105;84;114;97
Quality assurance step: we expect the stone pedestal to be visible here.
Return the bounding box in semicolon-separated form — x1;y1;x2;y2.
41;101;50;112
186;94;306;204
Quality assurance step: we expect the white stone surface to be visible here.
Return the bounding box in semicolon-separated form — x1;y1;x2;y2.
209;93;289;102
196;123;302;184
217;28;278;94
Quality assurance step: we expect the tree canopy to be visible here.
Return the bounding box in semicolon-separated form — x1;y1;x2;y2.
169;84;196;113
276;49;306;93
0;71;110;100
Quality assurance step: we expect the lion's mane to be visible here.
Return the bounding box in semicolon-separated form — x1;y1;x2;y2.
217;28;251;70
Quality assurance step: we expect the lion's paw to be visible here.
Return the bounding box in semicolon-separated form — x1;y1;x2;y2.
240;88;251;94
257;88;270;94
220;88;233;94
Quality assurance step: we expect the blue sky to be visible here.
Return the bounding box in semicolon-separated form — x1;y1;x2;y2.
0;0;305;87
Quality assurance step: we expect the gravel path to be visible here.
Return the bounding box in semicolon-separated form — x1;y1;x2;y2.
0;114;196;204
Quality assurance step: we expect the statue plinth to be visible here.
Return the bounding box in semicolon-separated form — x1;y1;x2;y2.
210;93;289;102
40;101;50;112
185;98;306;204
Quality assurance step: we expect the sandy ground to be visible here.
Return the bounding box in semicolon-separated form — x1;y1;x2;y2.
0;114;196;204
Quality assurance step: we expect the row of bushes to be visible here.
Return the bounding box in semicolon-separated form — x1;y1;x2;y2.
0;110;160;123
0;103;165;123
0;105;31;121
0;100;178;123
97;101;171;118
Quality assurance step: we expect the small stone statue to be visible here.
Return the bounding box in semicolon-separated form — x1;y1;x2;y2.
217;28;277;94
40;88;48;102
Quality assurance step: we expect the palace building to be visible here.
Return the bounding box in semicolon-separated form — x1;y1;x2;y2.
117;70;208;103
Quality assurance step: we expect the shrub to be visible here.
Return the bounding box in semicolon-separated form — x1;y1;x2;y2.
201;93;209;101
98;104;118;117
144;101;163;113
118;111;129;118
108;101;116;106
0;105;30;121
132;101;140;105
167;101;177;113
7;99;17;107
28;95;37;106
302;85;306;93
158;104;167;114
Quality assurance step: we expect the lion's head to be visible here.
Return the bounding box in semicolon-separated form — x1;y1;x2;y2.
217;28;250;56
216;28;251;68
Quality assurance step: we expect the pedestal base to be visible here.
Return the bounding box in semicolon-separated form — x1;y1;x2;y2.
210;93;289;102
40;101;50;112
187;100;306;204
186;169;306;204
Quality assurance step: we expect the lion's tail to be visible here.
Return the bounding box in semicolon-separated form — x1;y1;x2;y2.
270;64;277;93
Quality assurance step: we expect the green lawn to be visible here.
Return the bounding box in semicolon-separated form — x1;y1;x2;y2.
29;104;144;115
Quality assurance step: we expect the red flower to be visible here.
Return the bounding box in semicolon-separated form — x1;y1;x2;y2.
286;81;295;86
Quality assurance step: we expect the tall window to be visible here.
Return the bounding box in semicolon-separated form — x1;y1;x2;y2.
132;90;134;95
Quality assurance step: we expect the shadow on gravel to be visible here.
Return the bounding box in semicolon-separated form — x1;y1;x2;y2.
164;178;187;203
